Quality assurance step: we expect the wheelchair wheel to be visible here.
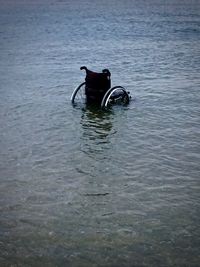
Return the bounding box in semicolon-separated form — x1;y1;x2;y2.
71;82;86;105
101;86;130;108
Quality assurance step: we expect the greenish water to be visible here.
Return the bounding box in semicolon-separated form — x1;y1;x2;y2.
0;0;200;266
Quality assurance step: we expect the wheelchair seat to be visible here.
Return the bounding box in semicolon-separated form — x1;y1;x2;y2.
71;66;131;108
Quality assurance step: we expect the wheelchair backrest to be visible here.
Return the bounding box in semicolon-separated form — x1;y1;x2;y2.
81;66;111;91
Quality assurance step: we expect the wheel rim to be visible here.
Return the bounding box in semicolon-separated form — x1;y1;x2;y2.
101;86;129;108
71;82;86;105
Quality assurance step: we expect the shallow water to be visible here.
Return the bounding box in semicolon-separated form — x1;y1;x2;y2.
0;0;200;266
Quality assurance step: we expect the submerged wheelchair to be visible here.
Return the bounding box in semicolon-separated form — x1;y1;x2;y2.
71;66;131;108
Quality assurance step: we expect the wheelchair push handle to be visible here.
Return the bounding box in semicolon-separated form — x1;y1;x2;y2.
80;66;88;71
102;69;111;78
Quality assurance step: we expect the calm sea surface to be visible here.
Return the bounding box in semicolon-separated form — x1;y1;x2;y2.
0;0;200;266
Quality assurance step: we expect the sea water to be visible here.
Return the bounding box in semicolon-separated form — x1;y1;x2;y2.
0;0;200;266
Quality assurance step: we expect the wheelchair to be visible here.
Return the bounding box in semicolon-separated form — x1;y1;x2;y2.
71;66;131;108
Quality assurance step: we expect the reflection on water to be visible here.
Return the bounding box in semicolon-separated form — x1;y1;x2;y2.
80;105;114;153
72;105;116;183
